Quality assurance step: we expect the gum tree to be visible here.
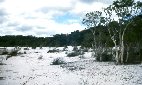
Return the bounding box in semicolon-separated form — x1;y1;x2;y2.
82;11;104;58
104;0;142;64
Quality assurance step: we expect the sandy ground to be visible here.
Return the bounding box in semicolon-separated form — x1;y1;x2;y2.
0;47;142;85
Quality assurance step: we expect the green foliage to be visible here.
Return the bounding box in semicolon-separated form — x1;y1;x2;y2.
1;51;8;55
96;51;113;62
0;35;48;47
51;57;66;65
32;46;36;49
67;52;79;57
47;49;59;53
73;46;78;51
67;51;84;57
123;47;142;64
63;46;68;51
9;50;18;56
82;11;102;28
82;48;89;52
24;48;29;50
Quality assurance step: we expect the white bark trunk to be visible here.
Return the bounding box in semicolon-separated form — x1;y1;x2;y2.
125;46;129;63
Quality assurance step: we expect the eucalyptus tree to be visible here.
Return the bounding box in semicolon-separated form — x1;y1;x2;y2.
104;0;142;64
82;11;102;48
82;11;105;58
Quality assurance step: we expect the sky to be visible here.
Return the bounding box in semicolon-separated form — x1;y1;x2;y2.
0;0;113;37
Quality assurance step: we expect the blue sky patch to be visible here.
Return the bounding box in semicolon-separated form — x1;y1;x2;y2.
54;13;80;24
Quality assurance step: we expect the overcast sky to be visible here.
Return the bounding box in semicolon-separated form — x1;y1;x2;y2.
0;0;113;37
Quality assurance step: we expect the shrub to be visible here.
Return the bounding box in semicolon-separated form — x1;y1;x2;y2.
101;52;113;61
124;47;142;64
0;63;6;65
82;49;88;52
24;51;26;54
40;46;43;49
38;55;43;59
24;48;29;50
80;47;88;52
67;51;79;57
73;46;78;51
65;52;68;54
79;55;85;59
9;50;18;56
96;52;113;62
21;55;25;57
51;57;66;65
63;46;68;51
67;51;84;57
32;46;36;49
2;51;8;55
47;49;59;53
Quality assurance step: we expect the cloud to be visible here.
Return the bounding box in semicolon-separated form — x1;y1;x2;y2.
35;31;55;37
0;0;112;37
37;6;74;14
0;8;7;23
0;0;4;3
80;0;113;4
80;0;96;4
7;22;19;27
16;25;33;32
70;1;109;16
0;17;6;23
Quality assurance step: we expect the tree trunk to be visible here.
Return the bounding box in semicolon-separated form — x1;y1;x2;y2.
91;29;97;57
125;45;129;63
119;23;129;64
114;43;119;64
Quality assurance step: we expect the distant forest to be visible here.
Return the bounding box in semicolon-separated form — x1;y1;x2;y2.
0;26;111;47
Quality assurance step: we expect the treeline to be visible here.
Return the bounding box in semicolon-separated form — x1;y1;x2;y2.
0;27;111;47
0;35;48;47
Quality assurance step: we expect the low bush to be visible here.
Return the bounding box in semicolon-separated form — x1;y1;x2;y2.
40;46;43;49
47;49;59;53
2;51;8;55
67;51;84;57
82;48;88;52
80;47;89;52
38;55;43;59
51;57;66;65
9;50;18;56
67;51;79;57
24;48;29;50
73;46;78;51
63;46;68;51
124;48;142;64
101;53;113;61
32;46;36;49
24;51;26;54
96;52;113;62
79;55;85;59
